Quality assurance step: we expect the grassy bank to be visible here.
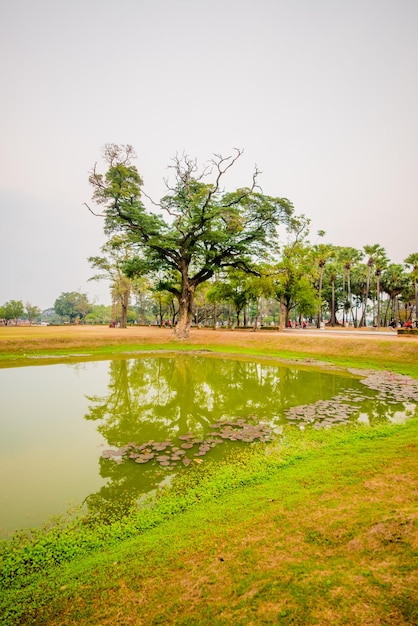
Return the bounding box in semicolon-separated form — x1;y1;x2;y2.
0;325;417;377
1;419;417;625
1;326;417;624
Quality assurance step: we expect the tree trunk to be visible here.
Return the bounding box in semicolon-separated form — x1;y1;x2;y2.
212;301;217;329
415;280;418;327
360;268;371;327
382;296;391;326
120;288;130;329
330;277;337;326
341;274;346;325
316;269;324;328
174;280;195;339
253;298;259;332
278;295;286;330
376;275;381;328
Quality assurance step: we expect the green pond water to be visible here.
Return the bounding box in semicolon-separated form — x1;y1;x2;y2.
0;354;415;538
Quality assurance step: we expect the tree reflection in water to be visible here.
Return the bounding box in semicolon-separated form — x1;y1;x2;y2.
82;355;415;522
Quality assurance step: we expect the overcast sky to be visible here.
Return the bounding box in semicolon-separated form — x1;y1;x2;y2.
1;0;417;310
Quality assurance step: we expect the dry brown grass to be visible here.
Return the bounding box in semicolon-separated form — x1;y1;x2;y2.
0;325;417;374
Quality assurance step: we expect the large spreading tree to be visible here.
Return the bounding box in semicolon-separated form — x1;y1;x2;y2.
87;144;294;338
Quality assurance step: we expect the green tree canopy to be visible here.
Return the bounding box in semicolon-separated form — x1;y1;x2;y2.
207;270;255;327
404;252;418;326
2;300;24;324
87;145;295;338
89;236;136;328
25;302;41;325
54;292;91;322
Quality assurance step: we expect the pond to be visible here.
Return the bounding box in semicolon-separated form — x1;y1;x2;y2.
0;354;416;538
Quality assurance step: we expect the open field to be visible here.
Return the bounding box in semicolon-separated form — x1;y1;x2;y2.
0;325;417;376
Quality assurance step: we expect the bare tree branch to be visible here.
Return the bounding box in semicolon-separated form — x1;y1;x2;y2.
103;144;136;167
83;202;106;217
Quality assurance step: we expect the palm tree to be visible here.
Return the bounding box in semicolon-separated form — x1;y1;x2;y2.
313;243;333;327
359;244;387;327
381;264;409;325
404;253;418;327
351;264;369;327
373;250;388;328
339;247;362;326
323;257;341;326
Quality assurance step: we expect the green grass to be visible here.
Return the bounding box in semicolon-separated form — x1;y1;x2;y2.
1;328;417;623
1;325;418;378
1;418;417;625
1;340;418;378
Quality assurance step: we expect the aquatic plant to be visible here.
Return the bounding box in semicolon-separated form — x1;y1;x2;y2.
101;417;273;468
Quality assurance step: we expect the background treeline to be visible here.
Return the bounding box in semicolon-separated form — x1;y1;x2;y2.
82;145;417;332
85;238;417;329
2;146;417;330
1;240;417;329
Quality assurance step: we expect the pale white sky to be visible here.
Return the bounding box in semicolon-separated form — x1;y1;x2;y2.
1;0;417;310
